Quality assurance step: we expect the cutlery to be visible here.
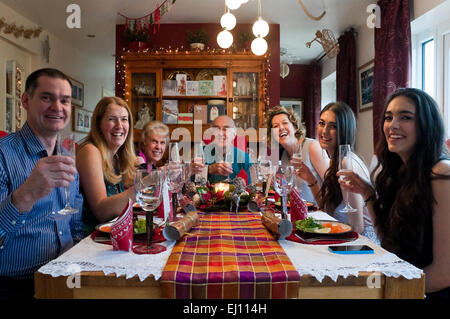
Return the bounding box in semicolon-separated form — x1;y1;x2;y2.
294;233;354;243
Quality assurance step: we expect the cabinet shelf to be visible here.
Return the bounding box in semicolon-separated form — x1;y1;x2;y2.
123;52;266;143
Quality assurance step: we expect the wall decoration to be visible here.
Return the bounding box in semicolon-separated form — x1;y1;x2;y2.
118;0;177;36
0;17;42;39
358;59;374;112
73;106;92;133
280;98;304;122
70;77;84;107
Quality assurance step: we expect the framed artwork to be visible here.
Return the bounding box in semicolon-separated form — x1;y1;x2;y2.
358;59;374;112
73;106;92;133
70;77;84;107
280;98;304;122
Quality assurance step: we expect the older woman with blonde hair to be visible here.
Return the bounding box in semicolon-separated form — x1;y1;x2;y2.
266;105;329;204
77;96;137;234
136;121;170;170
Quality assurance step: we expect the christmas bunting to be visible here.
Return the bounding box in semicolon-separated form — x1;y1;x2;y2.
118;0;177;35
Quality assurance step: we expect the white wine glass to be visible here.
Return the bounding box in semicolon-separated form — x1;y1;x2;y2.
134;169;165;254
166;162;184;217
57;132;78;215
223;149;233;182
338;144;357;213
169;142;181;163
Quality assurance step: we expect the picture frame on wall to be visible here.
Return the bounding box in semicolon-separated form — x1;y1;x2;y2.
280;98;304;122
358;59;374;112
73;106;92;133
70;77;84;107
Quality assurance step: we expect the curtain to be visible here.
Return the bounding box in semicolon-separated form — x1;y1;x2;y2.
373;0;412;146
336;29;357;115
305;61;322;138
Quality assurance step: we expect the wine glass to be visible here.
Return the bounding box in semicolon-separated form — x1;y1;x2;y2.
169;142;181;163
134;169;165;254
166;162;184;218
291;143;303;174
57;132;78;215
257;156;272;194
192;142;206;180
338;144;357;213
223;149;233;182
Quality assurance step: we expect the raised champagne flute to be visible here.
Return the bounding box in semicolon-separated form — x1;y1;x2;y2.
57;132;78;215
338;144;357;213
223;149;233;183
133;168;165;254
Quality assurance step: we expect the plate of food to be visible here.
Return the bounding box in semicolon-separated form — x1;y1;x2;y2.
295;217;352;237
95;216;161;235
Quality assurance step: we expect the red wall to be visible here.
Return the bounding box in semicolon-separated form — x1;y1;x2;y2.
280;64;312;101
115;23;280;108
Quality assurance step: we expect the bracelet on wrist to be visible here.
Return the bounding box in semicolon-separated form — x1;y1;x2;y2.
307;180;318;187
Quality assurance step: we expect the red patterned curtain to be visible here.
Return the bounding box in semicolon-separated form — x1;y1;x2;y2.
305;61;322;138
373;0;412;146
336;29;357;115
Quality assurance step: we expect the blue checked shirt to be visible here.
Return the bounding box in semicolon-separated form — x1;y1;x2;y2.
0;123;84;279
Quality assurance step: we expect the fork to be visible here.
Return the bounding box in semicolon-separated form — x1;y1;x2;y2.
294;233;354;243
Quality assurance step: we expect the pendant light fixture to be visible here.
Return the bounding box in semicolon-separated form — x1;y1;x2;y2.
220;10;236;31
225;0;241;10
251;0;268;56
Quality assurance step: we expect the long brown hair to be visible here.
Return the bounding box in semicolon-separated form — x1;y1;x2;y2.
371;88;449;267
318;102;356;213
79;97;136;187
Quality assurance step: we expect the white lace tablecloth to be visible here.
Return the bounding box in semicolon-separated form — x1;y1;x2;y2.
38;211;423;283
279;211;424;282
38;237;175;281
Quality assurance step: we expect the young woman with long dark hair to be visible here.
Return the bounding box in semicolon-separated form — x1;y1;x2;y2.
293;102;378;243
338;88;450;298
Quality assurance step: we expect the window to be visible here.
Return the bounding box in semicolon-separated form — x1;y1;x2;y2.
421;39;435;99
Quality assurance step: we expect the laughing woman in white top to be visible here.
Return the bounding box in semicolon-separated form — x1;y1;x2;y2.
293;101;379;244
266;106;329;204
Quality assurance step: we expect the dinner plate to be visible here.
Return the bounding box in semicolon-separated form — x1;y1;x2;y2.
296;220;352;238
95;218;160;235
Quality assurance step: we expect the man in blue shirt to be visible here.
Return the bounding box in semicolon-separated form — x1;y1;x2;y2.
0;68;83;298
203;115;252;184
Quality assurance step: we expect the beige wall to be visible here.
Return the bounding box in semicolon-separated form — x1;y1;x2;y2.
0;2;115;142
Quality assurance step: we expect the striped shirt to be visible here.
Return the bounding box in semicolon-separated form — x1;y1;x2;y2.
0;123;84;279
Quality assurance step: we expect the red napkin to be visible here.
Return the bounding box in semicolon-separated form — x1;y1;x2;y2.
289;188;308;224
237;169;248;185
110;199;134;251
286;231;359;245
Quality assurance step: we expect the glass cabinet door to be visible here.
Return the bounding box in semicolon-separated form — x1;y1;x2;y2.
129;72;158;131
231;72;259;130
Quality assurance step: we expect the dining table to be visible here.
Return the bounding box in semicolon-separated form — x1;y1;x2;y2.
34;210;425;299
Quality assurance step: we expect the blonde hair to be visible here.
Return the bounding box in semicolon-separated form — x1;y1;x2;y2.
79;96;136;187
265;105;306;144
139;121;169;151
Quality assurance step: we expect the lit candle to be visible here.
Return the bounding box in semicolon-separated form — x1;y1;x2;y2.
214;182;230;193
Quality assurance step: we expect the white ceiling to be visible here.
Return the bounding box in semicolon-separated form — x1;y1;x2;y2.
1;0;374;63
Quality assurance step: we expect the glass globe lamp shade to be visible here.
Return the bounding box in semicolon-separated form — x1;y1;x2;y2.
240;0;249;3
226;0;241;10
252;18;269;38
220;12;236;31
217;30;233;49
251;37;268;56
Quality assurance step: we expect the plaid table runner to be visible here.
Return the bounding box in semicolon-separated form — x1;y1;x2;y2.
160;211;300;299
